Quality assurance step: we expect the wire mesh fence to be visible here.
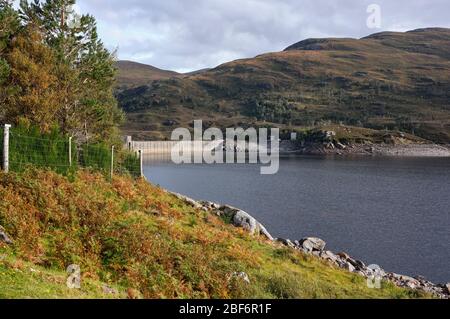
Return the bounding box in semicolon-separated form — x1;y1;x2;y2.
1;125;142;179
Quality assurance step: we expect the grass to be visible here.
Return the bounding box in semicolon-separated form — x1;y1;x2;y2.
0;253;125;299
0;169;431;299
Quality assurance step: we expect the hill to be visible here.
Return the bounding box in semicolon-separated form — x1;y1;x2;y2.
115;60;181;89
116;28;450;143
0;169;430;299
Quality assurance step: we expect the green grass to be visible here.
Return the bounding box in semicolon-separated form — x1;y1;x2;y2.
0;253;125;299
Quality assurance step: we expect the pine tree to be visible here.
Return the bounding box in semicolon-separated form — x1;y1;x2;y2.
19;0;124;142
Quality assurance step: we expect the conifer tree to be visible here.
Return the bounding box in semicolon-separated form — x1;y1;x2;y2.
18;0;123;142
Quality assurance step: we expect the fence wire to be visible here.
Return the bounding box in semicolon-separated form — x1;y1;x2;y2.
1;127;141;178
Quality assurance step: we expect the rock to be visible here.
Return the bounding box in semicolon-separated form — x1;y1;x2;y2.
414;275;427;282
233;210;259;234
337;252;351;260
229;272;251;285
446;283;450;294
218;206;274;241
320;250;339;263
347;258;366;271
299;237;326;252
276;238;295;249
336;142;347;150
102;284;118;295
345;262;356;273
171;192;203;209
258;223;275;242
0;226;13;245
200;201;221;210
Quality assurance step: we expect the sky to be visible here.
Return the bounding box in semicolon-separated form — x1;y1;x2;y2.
74;0;450;73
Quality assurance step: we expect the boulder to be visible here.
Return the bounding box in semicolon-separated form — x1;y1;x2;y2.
446;283;450;295
171;192;203;209
276;238;295;249
0;226;13;245
347;258;366;271
320;250;339;263
233;210;259;234
299;237;326;252
337;252;351;261
200;201;221;210
345;262;356;273
219;206;274;241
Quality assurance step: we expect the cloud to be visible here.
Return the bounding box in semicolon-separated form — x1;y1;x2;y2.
76;0;450;72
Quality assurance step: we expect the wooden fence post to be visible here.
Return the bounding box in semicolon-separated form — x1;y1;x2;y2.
139;149;143;178
3;124;11;173
111;145;115;179
69;137;73;166
126;136;132;151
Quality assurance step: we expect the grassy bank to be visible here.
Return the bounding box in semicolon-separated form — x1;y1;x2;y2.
0;169;429;299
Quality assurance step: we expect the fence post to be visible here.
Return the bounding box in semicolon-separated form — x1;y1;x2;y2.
139;149;143;178
68;137;73;166
126;136;132;151
3;124;11;173
111;145;115;179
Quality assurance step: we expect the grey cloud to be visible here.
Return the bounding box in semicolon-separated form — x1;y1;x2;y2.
77;0;450;72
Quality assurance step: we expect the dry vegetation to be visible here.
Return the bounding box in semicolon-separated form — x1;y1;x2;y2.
0;169;430;299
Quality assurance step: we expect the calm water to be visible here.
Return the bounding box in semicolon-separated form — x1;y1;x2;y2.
144;155;450;283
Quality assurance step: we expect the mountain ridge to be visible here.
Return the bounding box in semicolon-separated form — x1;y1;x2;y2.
116;28;450;143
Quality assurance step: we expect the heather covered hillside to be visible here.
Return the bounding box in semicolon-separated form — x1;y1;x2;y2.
0;169;430;299
117;28;450;143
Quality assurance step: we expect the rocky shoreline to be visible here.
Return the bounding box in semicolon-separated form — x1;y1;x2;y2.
171;192;450;299
279;141;450;157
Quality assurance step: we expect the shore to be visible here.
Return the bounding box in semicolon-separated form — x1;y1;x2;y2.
171;192;450;299
280;141;450;157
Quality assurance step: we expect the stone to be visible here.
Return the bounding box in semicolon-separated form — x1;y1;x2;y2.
233;210;258;234
102;284;118;295
171;192;203;209
336;142;347;150
320;250;339;263
345;262;356;273
200;201;221;210
229;272;251;285
337;252;350;260
258;224;275;242
276;238;295;248
219;206;274;241
347;258;366;271
446;283;450;294
0;226;13;245
299;237;326;252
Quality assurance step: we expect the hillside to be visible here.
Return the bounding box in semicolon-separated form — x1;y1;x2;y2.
116;60;182;89
116;28;450;143
0;169;429;299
